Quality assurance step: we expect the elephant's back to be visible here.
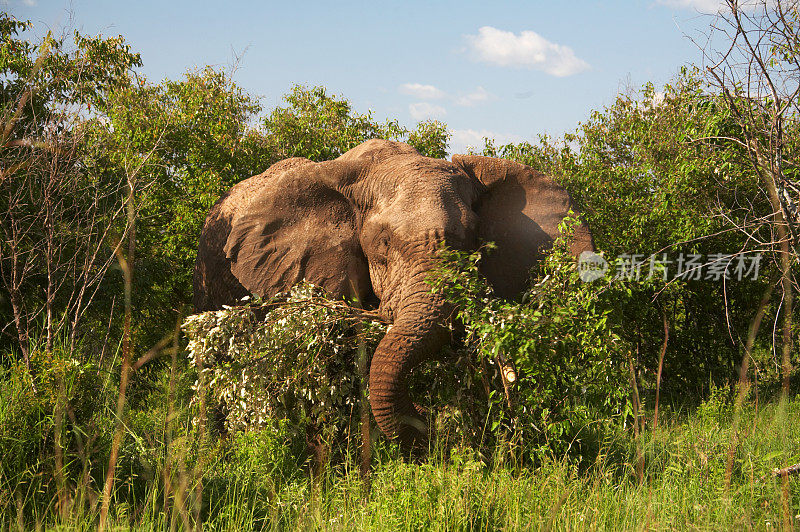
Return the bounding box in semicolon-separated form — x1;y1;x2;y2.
337;139;419;163
213;157;313;222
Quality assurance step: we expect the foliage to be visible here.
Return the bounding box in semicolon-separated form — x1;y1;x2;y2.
0;14;142;125
427;221;629;460
262;84;406;162
481;71;788;397
2;373;800;530
407;119;451;159
88;66;276;342
183;283;385;442
0;13;143;358
262;85;451;160
0;341;105;512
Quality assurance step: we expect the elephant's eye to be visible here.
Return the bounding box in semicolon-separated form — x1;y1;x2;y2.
365;225;391;263
376;235;390;258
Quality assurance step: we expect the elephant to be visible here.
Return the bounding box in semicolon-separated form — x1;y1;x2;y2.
193;139;593;450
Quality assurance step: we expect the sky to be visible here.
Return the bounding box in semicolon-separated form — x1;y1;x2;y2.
7;0;731;154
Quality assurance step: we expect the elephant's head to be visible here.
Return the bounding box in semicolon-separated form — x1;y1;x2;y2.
194;139;593;450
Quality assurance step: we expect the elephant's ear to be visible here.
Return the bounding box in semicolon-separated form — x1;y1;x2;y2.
453;154;593;299
223;161;371;301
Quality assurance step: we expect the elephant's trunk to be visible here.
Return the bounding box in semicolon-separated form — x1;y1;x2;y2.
368;279;450;451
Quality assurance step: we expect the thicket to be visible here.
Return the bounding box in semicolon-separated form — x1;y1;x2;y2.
0;15;450;360
1;3;799;528
483;73;797;399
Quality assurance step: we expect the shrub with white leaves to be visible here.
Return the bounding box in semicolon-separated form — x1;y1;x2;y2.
182;283;385;440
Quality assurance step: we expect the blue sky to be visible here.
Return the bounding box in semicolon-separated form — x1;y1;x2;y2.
8;0;726;153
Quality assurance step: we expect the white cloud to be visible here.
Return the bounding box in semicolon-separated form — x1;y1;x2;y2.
409;102;447;121
449;128;524;154
399;83;445;99
455;86;491;107
464;26;589;77
22;0;37;5
400;83;493;109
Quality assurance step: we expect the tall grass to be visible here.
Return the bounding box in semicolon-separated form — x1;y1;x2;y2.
0;337;798;531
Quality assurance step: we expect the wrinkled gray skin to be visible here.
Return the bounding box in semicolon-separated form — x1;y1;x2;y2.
194;139;593;451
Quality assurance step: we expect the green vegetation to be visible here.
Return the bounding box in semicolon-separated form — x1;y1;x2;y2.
482;72;792;398
1;348;798;529
1;4;799;530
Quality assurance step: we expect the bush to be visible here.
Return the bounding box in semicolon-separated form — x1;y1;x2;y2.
427;220;629;462
181;222;632;464
183;283;386;451
0;341;107;518
479;73;791;398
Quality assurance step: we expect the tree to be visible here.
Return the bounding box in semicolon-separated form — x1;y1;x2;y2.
263;84;406;162
407;120;450;159
263;85;451;160
94;67;274;340
702;0;799;396
0;14;142;361
484;71;779;397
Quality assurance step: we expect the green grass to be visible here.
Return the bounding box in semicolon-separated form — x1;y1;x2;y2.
3;391;799;530
209;399;800;531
